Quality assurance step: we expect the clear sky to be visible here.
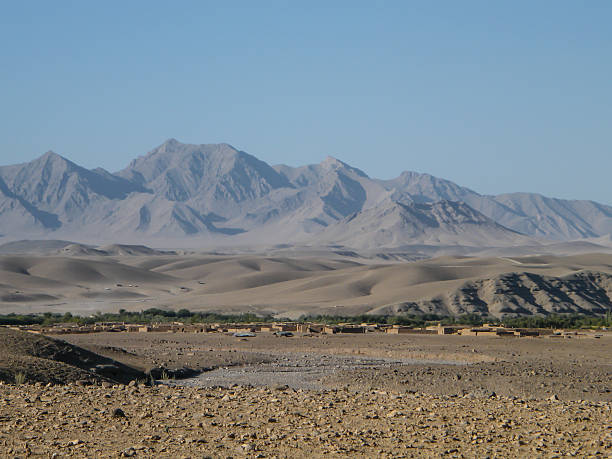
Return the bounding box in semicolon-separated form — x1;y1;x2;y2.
0;1;610;203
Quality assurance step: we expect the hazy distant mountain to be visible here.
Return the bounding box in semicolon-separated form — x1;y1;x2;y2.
0;139;611;250
0;174;61;234
0;151;146;228
118;140;291;205
1;151;146;207
487;193;612;239
270;156;392;229
379;172;612;240
314;199;533;249
380;171;479;204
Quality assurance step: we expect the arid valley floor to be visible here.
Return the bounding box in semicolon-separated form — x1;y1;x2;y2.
0;329;611;457
1;247;612;456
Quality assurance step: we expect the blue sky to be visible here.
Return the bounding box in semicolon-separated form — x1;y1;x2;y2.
0;1;610;202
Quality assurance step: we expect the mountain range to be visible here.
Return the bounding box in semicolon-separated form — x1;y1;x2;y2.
1;139;612;252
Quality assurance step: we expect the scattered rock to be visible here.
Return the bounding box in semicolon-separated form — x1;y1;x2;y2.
120;447;137;457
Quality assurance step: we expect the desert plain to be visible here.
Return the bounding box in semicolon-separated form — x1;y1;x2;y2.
0;325;610;457
0;247;611;457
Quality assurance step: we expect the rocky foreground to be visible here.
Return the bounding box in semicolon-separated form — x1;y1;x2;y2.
1;382;610;458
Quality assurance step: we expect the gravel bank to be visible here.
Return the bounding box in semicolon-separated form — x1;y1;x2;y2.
1;383;610;457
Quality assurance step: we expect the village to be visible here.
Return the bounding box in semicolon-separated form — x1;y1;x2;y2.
7;320;604;339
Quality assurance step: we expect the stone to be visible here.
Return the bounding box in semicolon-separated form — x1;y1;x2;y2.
242;443;255;451
120;447;137;457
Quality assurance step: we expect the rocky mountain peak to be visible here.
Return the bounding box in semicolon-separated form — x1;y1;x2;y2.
321;155;344;167
118;141;291;204
320;156;368;178
34;150;77;170
163;137;179;146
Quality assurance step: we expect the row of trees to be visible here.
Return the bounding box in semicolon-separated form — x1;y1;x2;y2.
502;312;612;329
0;309;277;326
0;309;611;329
298;313;489;327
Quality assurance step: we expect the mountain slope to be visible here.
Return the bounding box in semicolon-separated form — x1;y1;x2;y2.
380;172;612;240
262;156;391;234
490;193;612;239
0;176;61;233
314;199;535;249
118;140;291;205
380;171;479;204
0;151;146;222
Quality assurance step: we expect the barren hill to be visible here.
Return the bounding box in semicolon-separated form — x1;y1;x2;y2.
0;327;142;384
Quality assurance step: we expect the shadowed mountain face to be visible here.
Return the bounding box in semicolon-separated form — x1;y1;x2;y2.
0;139;611;250
0;176;61;232
315;199;533;249
0;152;147;207
380;173;612;240
118;140;291;204
0;151;147;235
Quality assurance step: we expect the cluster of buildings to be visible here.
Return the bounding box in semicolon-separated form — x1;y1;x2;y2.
384;323;547;336
8;321;555;338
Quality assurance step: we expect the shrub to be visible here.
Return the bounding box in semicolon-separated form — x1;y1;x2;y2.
14;371;26;385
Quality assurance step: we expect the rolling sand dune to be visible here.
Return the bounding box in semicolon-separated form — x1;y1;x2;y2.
0;256;181;314
2;250;612;318
24;257;175;285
